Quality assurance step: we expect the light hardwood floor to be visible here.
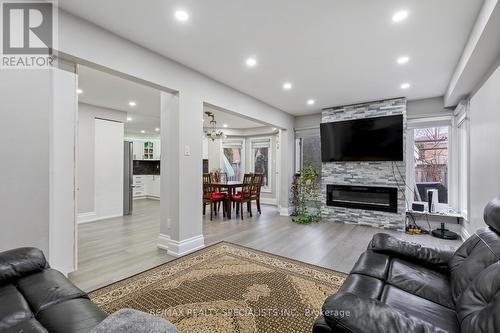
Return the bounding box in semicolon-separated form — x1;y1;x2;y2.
69;199;463;292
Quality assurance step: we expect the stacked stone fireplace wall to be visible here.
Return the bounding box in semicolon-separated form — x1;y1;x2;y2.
321;98;407;231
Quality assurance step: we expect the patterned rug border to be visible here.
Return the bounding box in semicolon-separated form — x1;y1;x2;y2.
89;241;347;304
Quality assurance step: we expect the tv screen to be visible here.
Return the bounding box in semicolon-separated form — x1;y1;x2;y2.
320;115;403;162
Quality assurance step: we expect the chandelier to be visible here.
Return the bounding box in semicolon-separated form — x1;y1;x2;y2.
204;112;226;141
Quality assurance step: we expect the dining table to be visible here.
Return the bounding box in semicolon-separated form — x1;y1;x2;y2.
210;180;243;217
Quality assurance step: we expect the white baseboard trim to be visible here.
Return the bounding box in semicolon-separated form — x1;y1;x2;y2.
134;195;160;201
77;211;96;224
260;197;277;206
158;234;205;257
77;212;122;224
279;206;293;216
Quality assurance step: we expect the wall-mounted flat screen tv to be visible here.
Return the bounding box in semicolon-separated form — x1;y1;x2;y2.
320;114;403;162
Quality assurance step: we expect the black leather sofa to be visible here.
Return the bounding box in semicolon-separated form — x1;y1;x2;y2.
0;247;106;333
314;197;500;333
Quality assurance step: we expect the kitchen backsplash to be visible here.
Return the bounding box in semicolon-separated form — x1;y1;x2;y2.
133;160;160;175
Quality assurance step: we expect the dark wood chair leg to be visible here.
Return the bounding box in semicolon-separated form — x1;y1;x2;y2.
249;201;253;217
210;202;213;221
257;199;261;214
203;203;206;215
240;202;244;220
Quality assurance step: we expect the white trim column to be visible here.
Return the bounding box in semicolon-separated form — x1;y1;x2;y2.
158;91;205;257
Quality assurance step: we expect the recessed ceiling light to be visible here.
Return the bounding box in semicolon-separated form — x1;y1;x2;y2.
246;57;257;67
392;10;408;22
77;89;83;94
223;123;228;128
127;117;132;122
307;99;315;105
175;10;189;22
140;130;146;134
283;82;292;90
401;83;411;89
397;56;410;64
129;101;136;107
155;128;160;131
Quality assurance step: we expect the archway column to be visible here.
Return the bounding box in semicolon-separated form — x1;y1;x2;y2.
158;90;204;257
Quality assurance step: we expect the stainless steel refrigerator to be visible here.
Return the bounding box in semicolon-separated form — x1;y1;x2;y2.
123;141;134;215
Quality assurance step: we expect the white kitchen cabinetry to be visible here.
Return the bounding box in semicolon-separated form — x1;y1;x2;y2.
132;175;145;197
131;139;160;160
132;140;144;160
152;139;161;160
133;175;160;199
150;175;161;197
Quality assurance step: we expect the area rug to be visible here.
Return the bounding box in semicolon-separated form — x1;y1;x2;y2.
89;242;346;333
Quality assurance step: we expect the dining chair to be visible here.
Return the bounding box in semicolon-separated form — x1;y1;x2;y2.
251;173;264;214
203;173;226;220
231;180;253;220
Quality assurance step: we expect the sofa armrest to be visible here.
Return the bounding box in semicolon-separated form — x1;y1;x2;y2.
322;292;447;333
0;247;48;284
369;233;454;270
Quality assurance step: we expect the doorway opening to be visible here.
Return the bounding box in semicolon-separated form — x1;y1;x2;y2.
202;103;281;221
71;65;167;291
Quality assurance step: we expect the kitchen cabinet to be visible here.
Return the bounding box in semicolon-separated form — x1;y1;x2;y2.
130;139;161;160
133;175;160;199
153;139;161;160
132;140;143;160
150;175;161;197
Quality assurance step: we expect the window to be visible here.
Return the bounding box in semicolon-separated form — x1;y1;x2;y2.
456;105;469;218
295;133;321;184
251;138;271;192
222;139;244;181
413;126;449;204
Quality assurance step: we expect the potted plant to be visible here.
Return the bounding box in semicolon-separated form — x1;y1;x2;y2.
291;166;321;224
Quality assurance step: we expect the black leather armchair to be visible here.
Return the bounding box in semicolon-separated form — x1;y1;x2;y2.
0;247;106;333
314;197;500;333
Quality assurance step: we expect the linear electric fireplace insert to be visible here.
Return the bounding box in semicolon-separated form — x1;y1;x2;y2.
326;184;398;213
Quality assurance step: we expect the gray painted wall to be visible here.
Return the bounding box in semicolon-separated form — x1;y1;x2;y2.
78;103;126;214
0;70;51;254
469;61;500;232
406;96;453;119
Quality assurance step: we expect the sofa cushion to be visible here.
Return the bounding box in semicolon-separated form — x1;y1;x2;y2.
381;285;460;333
370;233;453;271
0;284;33;330
17;269;88;314
350;251;390;280
2;319;48;333
387;258;454;309
456;262;500;332
449;227;500;304
338;273;384;300
0;248;47;285
37;298;107;333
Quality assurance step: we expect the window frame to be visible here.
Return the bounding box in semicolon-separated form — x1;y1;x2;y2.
406;116;453;207
249;136;272;193
453;102;469;219
221;138;245;181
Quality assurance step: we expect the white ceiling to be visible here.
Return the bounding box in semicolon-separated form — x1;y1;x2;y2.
78;65;161;136
78;65;268;136
204;105;267;129
60;0;482;115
